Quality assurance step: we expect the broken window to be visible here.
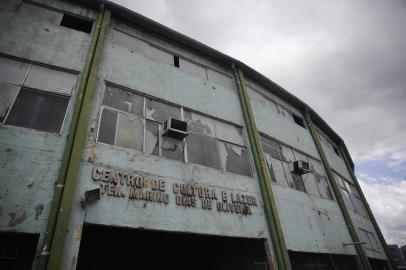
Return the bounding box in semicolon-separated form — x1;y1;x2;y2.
6;88;69;133
162;136;184;161
17;3;93;33
145;98;180;123
280;145;296;189
60;14;93;33
185;110;251;176
97;108;143;152
187;133;220;169
0;56;76;133
103;85;144;116
215;120;245;146
145;120;159;156
219;141;251;176
115;113;144;151
98;108;117;145
184;111;215;137
292;114;305;128
309;158;333;200
295;152;320;197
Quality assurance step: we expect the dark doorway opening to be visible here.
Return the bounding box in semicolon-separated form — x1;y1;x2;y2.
77;223;269;270
0;232;39;270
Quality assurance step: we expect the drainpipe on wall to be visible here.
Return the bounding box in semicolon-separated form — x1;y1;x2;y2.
232;64;292;270
303;108;373;270
339;142;396;270
37;4;110;270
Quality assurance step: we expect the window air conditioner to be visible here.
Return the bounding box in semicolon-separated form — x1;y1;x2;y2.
292;160;310;175
163;117;188;140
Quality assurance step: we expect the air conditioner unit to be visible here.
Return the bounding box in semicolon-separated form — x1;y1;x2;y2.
163;117;188;140
291;160;310;175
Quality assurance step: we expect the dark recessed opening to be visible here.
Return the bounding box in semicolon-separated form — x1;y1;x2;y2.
333;145;340;156
292;114;305;128
171;118;187;131
77;223;269;270
0;232;39;270
174;55;179;67
60;14;93;33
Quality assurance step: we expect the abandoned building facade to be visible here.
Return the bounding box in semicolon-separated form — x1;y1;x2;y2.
0;0;395;269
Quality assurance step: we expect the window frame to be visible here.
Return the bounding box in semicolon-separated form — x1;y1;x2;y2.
260;133;334;201
0;56;77;134
97;82;252;177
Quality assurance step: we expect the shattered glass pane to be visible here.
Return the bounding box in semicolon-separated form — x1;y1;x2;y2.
98;108;117;145
0;83;19;123
186;133;220;169
310;158;333;200
215;120;245;146
145;98;180;123
302;171;321;197
103;86;144;116
184;110;215;137
280;145;296;188
269;156;288;187
162;136;184;161
179;58;207;79
0;56;29;85
219;141;251;177
264;154;277;182
260;136;281;160
25;65;77;95
145;120;159;156
341;188;356;212
293;174;306;192
115;113;143;151
111;30;149;55
5;88;69;133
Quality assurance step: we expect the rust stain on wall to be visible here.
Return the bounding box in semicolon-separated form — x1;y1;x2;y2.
35;204;44;220
75;224;83;241
8;211;27;226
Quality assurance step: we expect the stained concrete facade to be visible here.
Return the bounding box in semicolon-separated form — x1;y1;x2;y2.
0;0;390;269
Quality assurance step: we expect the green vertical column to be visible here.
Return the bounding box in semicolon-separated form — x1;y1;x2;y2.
339;143;396;270
45;7;111;270
304;109;372;270
232;65;292;270
38;4;106;270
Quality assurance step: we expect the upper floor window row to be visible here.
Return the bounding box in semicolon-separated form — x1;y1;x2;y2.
260;135;334;200
17;2;93;33
111;29;235;90
97;85;252;177
0;56;77;133
247;87;306;128
334;172;369;219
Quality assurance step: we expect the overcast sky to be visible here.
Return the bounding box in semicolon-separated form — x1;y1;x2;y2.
112;0;406;245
